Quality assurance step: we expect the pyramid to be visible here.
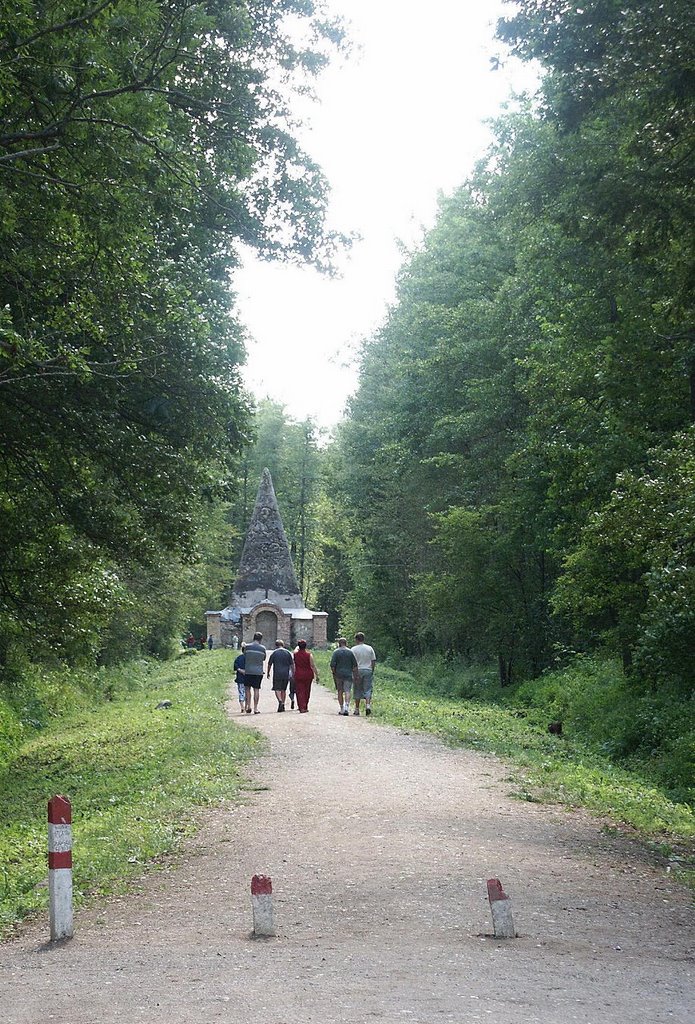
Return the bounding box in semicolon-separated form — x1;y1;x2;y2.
205;468;327;648
231;468;303;607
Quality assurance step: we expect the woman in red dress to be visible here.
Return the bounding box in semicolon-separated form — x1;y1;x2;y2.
292;640;319;713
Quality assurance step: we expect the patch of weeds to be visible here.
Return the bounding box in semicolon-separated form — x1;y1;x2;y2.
670;866;695;890
512;790;543;803
0;651;260;937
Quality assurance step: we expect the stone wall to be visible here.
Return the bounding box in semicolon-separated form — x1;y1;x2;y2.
220;620;241;648
292;618;314;645
206;613;222;648
207;603;328;649
311;613;328;648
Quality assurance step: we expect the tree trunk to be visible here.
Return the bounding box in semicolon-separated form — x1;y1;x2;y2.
499;654;513;687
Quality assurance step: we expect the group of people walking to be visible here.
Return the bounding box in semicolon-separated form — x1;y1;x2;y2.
329;633;376;716
232;631;376;717
233;633;320;714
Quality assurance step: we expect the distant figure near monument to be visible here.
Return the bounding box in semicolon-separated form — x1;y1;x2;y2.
205;468;328;650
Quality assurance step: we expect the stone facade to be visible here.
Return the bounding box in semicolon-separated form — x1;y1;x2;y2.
205;468;328;649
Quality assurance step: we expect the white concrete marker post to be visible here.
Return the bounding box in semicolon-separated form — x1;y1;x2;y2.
251;874;275;936
48;795;73;941
487;878;516;939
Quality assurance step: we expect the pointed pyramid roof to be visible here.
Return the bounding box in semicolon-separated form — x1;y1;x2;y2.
231;468;303;606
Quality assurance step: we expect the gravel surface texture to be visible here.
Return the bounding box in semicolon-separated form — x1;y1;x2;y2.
2;680;693;1023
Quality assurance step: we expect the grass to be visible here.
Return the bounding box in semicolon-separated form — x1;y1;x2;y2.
313;653;694;869
0;651;261;938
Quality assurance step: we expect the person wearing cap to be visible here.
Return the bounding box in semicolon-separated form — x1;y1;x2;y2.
292;639;319;713
351;631;376;716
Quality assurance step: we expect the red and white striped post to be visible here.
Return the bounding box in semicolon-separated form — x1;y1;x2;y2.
251;874;275;936
487;878;516;939
48;795;73;941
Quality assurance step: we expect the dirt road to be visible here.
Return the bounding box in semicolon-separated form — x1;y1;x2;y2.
2;681;693;1023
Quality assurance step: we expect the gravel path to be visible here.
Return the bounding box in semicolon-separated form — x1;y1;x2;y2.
2;680;693;1023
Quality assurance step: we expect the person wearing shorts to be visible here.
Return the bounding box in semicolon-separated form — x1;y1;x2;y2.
330;637;357;716
233;643;246;714
351;631;376;716
243;632;266;713
267;639;294;712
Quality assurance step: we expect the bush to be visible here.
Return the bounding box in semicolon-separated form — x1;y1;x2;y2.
508;656;694;804
401;654;498;701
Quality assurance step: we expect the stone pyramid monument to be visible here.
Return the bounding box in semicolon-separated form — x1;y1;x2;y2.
231;467;303;607
205;468;327;649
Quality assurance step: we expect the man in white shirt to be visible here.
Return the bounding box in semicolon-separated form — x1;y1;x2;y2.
351;631;376;716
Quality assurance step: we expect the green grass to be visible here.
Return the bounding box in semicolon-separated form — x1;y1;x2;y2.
314;653;694;861
0;651;261;937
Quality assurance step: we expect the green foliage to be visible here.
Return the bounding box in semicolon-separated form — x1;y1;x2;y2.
0;2;346;670
0;651;261;936
555;429;695;687
328;0;695;705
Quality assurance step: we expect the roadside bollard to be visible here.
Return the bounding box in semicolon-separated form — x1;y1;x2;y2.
251;874;275;936
487;877;516;939
48;795;73;941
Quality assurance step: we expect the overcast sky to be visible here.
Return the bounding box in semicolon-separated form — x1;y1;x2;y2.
235;0;539;432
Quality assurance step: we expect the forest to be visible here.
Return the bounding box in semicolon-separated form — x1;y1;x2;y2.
0;3;693;809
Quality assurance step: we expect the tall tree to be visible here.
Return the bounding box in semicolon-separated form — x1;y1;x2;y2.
0;1;345;666
331;0;694;686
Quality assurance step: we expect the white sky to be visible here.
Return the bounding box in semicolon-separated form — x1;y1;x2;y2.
235;0;539;431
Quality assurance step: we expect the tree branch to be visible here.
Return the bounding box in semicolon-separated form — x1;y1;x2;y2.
0;143;61;164
0;0;119;54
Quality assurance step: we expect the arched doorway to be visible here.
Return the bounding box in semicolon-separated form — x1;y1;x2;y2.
255;609;278;646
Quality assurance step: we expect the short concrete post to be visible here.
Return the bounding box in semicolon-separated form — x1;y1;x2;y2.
487;878;515;939
251;874;275;936
48;795;73;941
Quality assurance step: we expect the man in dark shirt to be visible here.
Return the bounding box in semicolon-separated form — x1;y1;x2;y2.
267;639;294;712
330;637;358;716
